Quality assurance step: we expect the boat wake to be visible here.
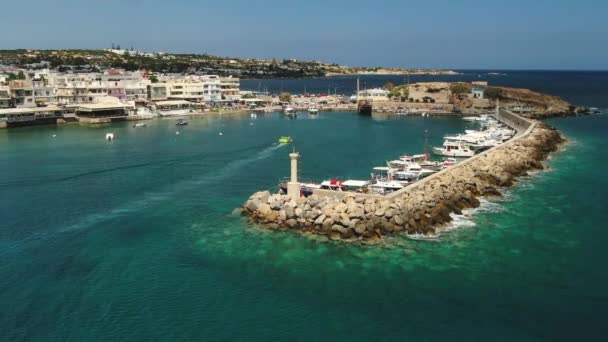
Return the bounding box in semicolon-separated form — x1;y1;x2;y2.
0;143;271;190
55;143;285;235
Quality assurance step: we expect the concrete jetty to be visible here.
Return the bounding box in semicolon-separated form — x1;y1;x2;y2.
242;110;565;241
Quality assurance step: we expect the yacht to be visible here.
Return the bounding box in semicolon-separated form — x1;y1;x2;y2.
433;140;475;158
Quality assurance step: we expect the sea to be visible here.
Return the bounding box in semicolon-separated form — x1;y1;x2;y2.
1;71;607;341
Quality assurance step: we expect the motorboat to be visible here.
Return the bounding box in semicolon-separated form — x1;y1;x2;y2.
105;133;114;141
250;113;257;119
308;106;319;114
132;123;147;128
176;119;189;126
342;180;370;193
369;181;403;194
278;136;292;144
442;158;458;168
320;179;345;191
284;107;296;117
433;140;475;158
403;154;443;171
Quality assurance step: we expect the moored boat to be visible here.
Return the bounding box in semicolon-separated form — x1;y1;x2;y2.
284;107;296;117
433;140;475;158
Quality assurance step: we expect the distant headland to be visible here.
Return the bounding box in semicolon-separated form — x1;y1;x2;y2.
0;48;457;79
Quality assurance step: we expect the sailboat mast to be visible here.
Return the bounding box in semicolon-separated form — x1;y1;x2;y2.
356;77;360;104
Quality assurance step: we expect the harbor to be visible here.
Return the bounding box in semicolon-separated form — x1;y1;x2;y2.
2;0;608;339
1;71;605;342
243;108;562;240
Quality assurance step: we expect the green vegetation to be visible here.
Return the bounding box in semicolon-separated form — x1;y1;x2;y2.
383;82;395;91
279;92;292;102
149;75;159;83
389;85;409;101
485;86;504;100
0;49;454;79
450;83;471;95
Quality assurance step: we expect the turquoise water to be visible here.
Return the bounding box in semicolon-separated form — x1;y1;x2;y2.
1;111;607;341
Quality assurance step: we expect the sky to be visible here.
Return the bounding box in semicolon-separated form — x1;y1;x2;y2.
2;0;607;70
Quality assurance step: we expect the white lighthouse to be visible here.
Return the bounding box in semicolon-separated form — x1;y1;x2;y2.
287;150;301;199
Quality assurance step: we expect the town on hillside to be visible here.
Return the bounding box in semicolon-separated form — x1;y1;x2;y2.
0;49;574;128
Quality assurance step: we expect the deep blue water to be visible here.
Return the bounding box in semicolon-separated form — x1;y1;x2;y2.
1;71;608;341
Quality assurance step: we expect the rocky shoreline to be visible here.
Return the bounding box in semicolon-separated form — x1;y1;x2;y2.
242;123;565;242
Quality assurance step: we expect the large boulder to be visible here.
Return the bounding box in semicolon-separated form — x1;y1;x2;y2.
285;219;298;228
245;199;262;213
295;207;304;218
257;203;272;217
251;191;270;203
314;214;326;225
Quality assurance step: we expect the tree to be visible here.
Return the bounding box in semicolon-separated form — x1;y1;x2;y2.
485;86;503;100
383;82;395;91
149;75;159;83
16;71;25;80
389;85;408;100
279;92;291;102
450;83;470;95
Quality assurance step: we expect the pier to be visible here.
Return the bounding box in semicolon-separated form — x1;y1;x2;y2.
243;109;563;240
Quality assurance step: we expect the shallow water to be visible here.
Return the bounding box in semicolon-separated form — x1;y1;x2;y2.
1;111;607;340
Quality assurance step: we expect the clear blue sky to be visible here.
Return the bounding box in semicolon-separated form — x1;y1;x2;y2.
2;0;607;70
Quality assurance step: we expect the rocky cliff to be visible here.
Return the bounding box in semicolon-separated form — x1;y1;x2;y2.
491;86;580;118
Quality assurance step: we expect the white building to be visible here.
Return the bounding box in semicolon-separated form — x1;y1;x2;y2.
350;88;390;102
100;70;150;102
8;79;56;108
162;75;223;103
0;86;10;108
220;76;241;101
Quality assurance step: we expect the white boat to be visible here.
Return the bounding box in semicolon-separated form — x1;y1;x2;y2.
308;106;319;114
132;123;147;128
369;181;404;194
105;133;114;141
284;107;296;116
443;158;458;168
250;113;257;119
403;154;443;171
342;180;370;192
462;114;489;122
433;140;475;158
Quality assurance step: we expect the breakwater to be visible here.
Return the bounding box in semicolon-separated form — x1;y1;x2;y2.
242;111;565;241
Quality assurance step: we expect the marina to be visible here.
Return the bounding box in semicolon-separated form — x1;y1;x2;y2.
1;72;606;342
1;0;607;337
243;107;560;241
273;112;516;197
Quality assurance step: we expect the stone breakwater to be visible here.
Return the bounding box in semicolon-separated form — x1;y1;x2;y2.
242;123;565;242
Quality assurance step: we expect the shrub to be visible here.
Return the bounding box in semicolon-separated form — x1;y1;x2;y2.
485;87;504;99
